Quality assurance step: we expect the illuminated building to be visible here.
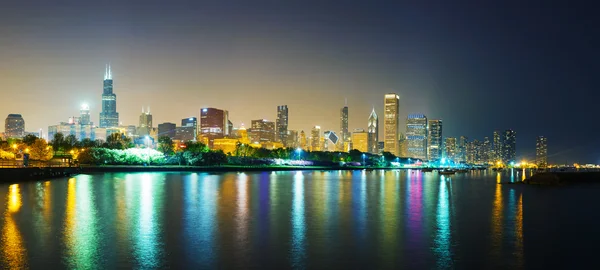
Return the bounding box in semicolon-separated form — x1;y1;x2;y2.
406;114;428;160
340;105;350;142
427;119;442;161
482;137;491;163
249;119;275;144
48;122;107;141
351;129;369;152
493;131;502;161
398;134;408;157
377;141;384;154
300;130;307;150
157;123;176;139
287;130;299;148
367;108;378;154
237;124;250;144
176;117;197;141
466;139;482;164
444;137;457;162
310;126;321;151
79;104;91;126
137;107;153;136
536;136;547;167
323;131;340;152
502;129;516;164
200;108;229;147
276;105;288;145
99;64;119;128
4;114;25;138
213;138;240;155
384;93;400;156
457;136;468;163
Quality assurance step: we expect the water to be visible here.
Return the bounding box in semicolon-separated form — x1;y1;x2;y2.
1;169;600;269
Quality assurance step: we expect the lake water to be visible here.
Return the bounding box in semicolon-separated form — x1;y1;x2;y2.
1;169;600;269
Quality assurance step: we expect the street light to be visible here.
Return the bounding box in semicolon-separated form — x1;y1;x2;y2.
362;154;366;168
295;147;302;160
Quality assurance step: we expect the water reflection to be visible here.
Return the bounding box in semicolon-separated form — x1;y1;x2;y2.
2;184;26;269
291;171;306;268
434;176;452;268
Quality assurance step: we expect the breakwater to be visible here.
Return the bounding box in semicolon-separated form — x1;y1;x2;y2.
524;172;600;185
0;167;80;183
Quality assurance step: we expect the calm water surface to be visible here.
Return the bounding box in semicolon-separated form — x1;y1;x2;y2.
1;169;600;269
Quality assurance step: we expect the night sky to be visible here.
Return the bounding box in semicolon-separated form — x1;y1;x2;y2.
0;1;597;163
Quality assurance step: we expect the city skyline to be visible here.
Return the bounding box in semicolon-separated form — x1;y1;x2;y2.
0;1;595;163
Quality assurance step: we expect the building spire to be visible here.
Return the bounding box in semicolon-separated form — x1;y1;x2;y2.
104;63;113;80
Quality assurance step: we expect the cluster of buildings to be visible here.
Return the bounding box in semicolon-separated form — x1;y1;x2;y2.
1;64;550;167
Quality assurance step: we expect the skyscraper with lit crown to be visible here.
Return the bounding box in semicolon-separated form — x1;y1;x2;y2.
276;105;288;145
536;136;547;167
340;105;349;142
406;114;428;160
427;119;442;161
367;108;378;154
99;64;119;128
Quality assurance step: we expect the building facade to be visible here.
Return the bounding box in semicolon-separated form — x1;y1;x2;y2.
444;137;457;162
137;108;153;136
340;106;350;143
536;136;547;167
48;122;107;142
249;119;275;144
351;129;369;153
323;131;340;152
4;114;25;138
367;108;379;154
200;108;229;147
383;93;400;156
80;104;91;126
158;122;176;139
427;119;442;161
502;129;517;164
457;136;468;163
493;131;502;162
310;126;321;151
300;130;307;150
99;64;119;128
276;105;288;146
406;114;428;160
287;130;299;148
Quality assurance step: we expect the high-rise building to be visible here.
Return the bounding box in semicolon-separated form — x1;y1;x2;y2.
249;119;275;144
457;136;468;163
444;137;457;162
48;121;107;142
406;114;428;160
157;122;176;139
310;126;321;151
398;133;408;157
99;64;119;128
80;104;91;126
340;106;350;142
323;131;340;152
493;131;502;162
482;137;491;163
276;105;288;145
200;108;229;147
466;139;482;164
427;119;442;161
351;128;369;153
300;130;307;150
536;136;548;167
177;117;198;141
4;114;25;138
502;129;517;164
287;130;299;148
367;108;379;154
137;107;153;136
384;93;400;156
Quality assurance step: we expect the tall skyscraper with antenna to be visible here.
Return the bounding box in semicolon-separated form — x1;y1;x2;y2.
99;64;119;128
340;99;350;143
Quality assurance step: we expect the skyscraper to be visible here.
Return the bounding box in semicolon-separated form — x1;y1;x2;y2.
502;129;517;164
536;136;548;167
276;105;288;145
287;130;299;148
158;122;176;139
310;126;321;151
351;128;369;152
493;131;502;162
323;131;340;152
340;105;350;142
137;107;153;136
249;119;276;144
4;114;25;138
457;136;468;163
367;108;379;154
444;137;457;162
300;130;307;150
406;114;428;160
99;64;119;128
482;137;491;163
177;117;197;141
384;93;400;156
200;108;229;147
80;104;91;126
427;119;442;161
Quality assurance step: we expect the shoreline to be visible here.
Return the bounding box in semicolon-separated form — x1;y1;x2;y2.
79;165;393;174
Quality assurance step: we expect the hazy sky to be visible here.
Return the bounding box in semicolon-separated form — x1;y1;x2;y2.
0;1;597;163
